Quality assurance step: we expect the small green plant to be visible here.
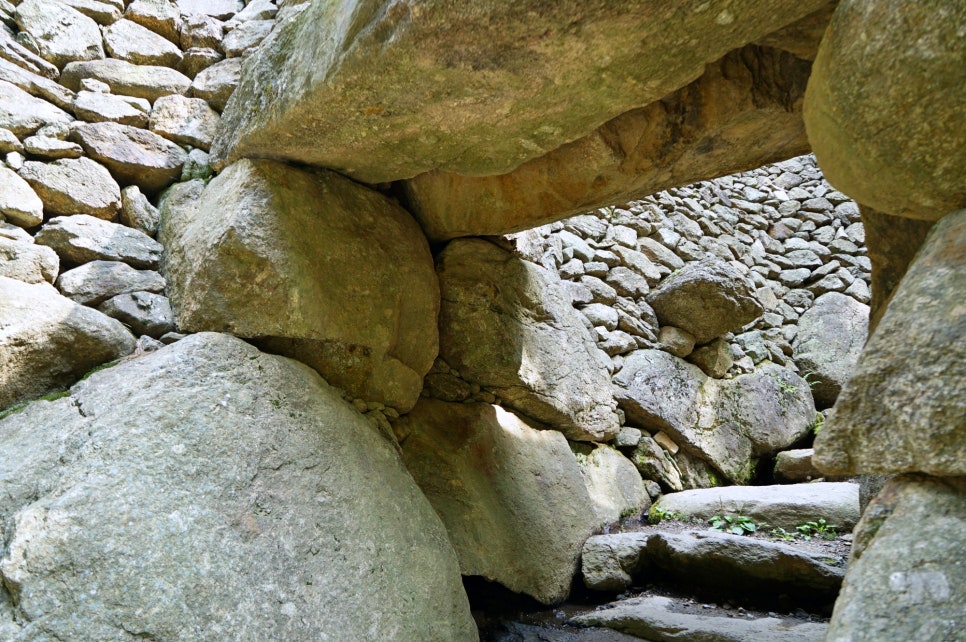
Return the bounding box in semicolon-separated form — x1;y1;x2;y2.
648;505;681;524
801;371;821;389
810;412;825;435
776;378;798;394
796;519;838;540
769;527;796;541
709;514;757;535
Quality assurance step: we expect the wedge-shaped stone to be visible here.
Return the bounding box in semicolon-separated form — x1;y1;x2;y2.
0;58;74;111
125;0;182;44
103;18;184;68
18;157;121;219
222;18;274;58
149;94;220;150
0;333;478;641
61;59;191;102
36;214;163;269
0;235;58;284
58;0;123;25
55;259;165;306
398;399;599;605
211;0;830;182
71;121;187;194
72;89;150;127
573;443;649;527
815;209;966;475
0;79;73;137
189;57;240;111
405;45;813;240
0;25;60;79
0;276;133;409
176;0;242;20
14;0;104;69
0;166;43;227
614;350;815;483
97;290;173;338
437;238;620;442
163;159;438;412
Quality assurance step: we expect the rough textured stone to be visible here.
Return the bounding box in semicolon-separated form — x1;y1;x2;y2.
580;533;651;593
35;214;163;269
615;350;814;483
125;0;182;44
149;94;220;150
18;158;122;219
0;166;43;227
398;399;598;605
55;259;165;306
792;292;868;408
119;185;160;236
211;0;829;181
0;80;73;137
14;0;105;69
826;475;966;642
651;483;860;531
71;121;188;194
573;443;649;526
189;57;240;111
572;595;828;642
0;276;134;409
629;432;683;492
0;27;61;81
437;238;620;442
815;209;966;476
686;337;734;378
22;135;83;160
57;0;123;26
176;0;242;20
164;159;437;412
405;46;813;241
97;290;174;338
61;59;192;102
647;257;763;344
222;18;274;57
804;0;966;220
0;333;478;641
72;90;151;127
774;448;824;483
103;18;184;67
0;236;58;284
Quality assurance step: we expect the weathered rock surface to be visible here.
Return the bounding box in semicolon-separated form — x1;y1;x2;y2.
72;89;151;127
35;214;163;269
0;80;73;137
164;159;438;412
0;166;43;227
126;0;182;44
651;482;861;530
0;333;478;641
573;443;649;526
774;449;824;483
189;57;240;111
22;135;84;159
97;290;174;338
826;475;965;642
405;45;813;241
149;94;220;150
58;0;123;26
629;432;683;492
398;399;598;605
119;185;160;236
70;121;188;193
0;27;60;81
103;18;184;68
211;0;829;182
55;259;165;306
176;0;242;20
614;350;815;482
14;0;105;69
791;292;868;407
815;209;966;476
0;275;134;409
580;532;651;593
18;157;121;219
647;257;763;344
61;59;191;101
572;595;828;642
222;18;273;57
437;238;619;442
804;0;966;219
0;236;58;284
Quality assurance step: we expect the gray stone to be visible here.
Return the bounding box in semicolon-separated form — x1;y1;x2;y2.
72;89;151;127
35;214;163;269
176;0;242;20
179;46;224;77
18;157;121;219
573;443;649;526
57;0;123;25
792;292;869;408
180;147;212;180
686;337;733;378
0;276;134;409
149;94;220;150
0;332;478;640
647;257;763;344
580;303;618;331
22;135;83;160
774;448;824;483
97;291;174;337
615;350;815;483
0;166;43;227
224;0;277;29
652;482;861;531
398;399;598;605
189;57;241;111
180;13;224;49
580;533;651;593
222;18;274;57
605;266;650;298
572;595;828;642
629;431;682;492
125;0;182;44
0;79;73;137
14;0;104;69
55;259;165;306
71;121;188;194
814;209;966;476
0;24;60;80
615;426;642;449
164;159;438;412
103;18;184;68
119;185;159;236
61;59;192;102
0;235;58;283
826;475;966;642
437;238;619;442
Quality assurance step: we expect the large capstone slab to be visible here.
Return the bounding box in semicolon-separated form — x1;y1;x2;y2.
163;159;439;412
0;333;478;641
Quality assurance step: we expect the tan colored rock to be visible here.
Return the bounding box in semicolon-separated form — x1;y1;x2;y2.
164;159;438;412
189;57;240;111
211;0;829;182
18;157;121;220
0;236;58;284
754;1;837;60
0;59;75;114
61;59;191;102
0;23;60;80
72;90;151;127
180;13;224;50
59;0;123;25
437;238;620;442
22;135;83;160
686;337;734;379
0;166;44;227
0;275;134;409
804;0;966;220
815;209;966;476
14;0;104;69
398;399;598;605
179;47;223;78
103;18;184;68
125;0;182;44
574;443;649;526
149;94;220;150
70;121;187;194
0;79;73;137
